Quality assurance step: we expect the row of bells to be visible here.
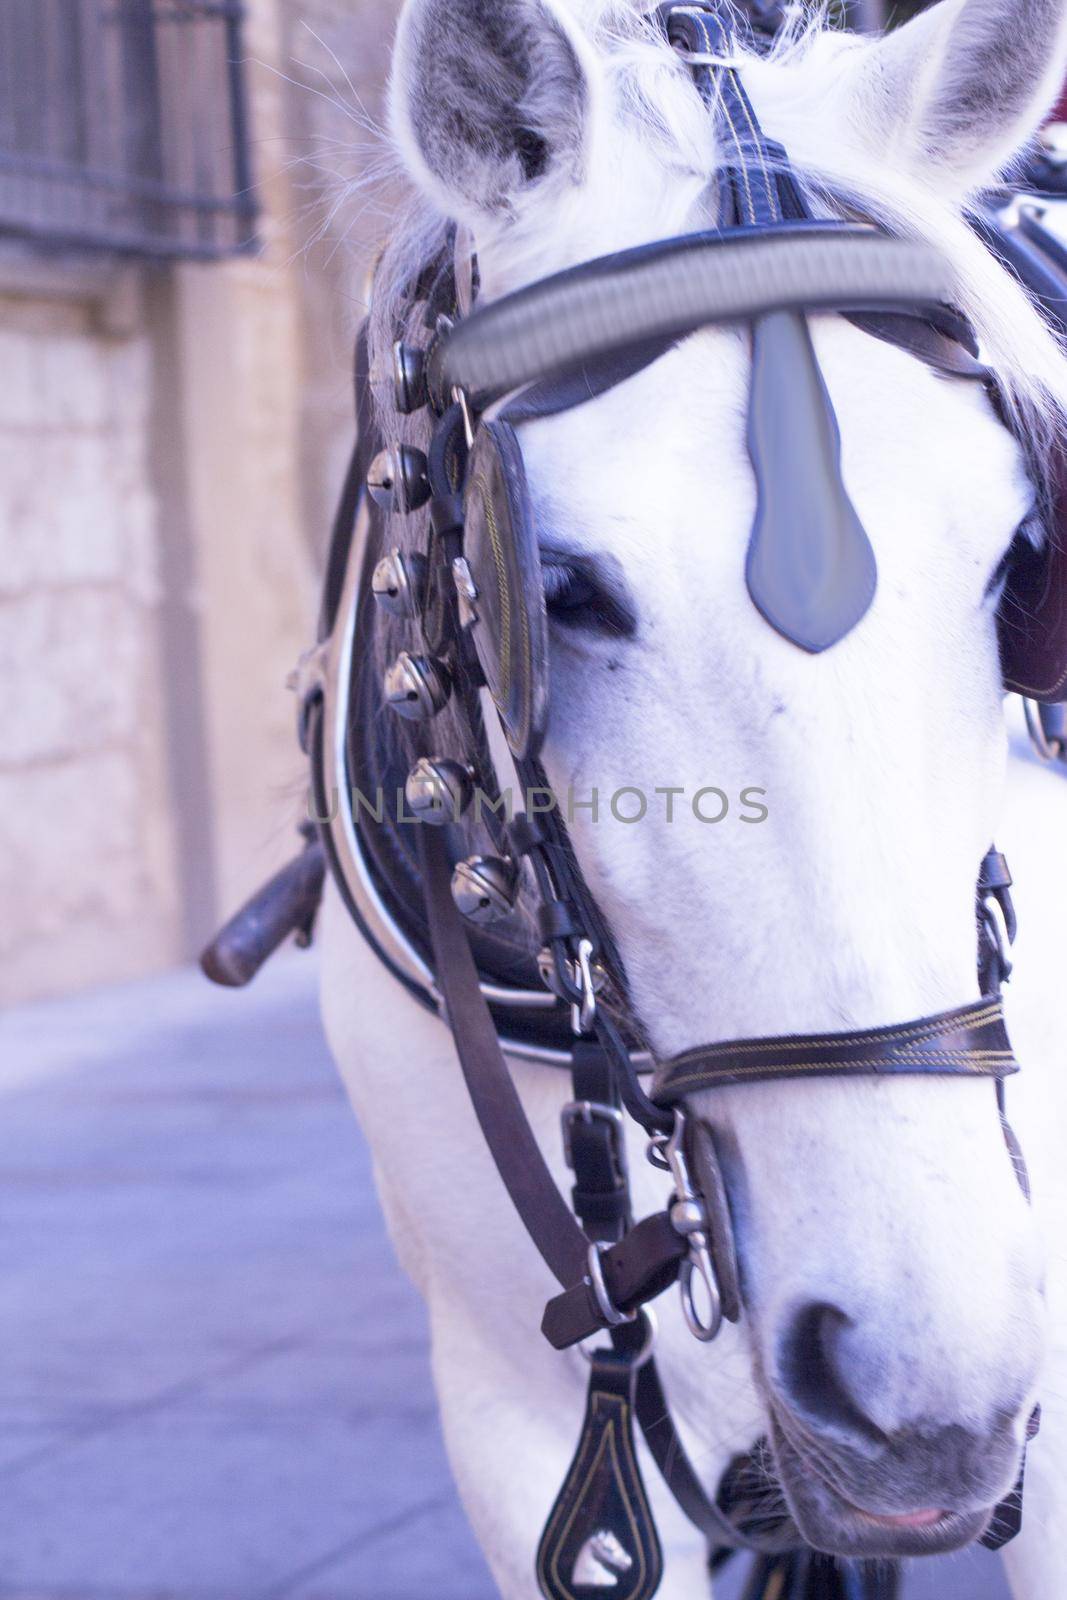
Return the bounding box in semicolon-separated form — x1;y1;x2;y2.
373;550;454;730
365;392;540;941
365;340;436;515
407;774;597;1003
372;537;516;930
405;758;518;926
368;350;603;997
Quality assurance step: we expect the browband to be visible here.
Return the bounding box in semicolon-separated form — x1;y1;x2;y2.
430;225;957;409
653;997;1019;1098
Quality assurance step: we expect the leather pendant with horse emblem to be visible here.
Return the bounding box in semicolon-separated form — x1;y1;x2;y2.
745;310;877;653
537;1352;662;1600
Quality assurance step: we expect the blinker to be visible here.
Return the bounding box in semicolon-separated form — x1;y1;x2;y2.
461;421;550;759
383;652;451;720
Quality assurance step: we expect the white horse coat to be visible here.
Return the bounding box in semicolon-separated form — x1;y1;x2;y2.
321;0;1067;1591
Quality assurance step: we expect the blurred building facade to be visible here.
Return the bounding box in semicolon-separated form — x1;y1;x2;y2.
0;0;393;1004
0;0;929;1006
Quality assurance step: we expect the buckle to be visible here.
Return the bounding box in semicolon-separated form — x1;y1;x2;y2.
586;1241;638;1328
561;1101;627;1180
287;641;329;754
659;2;722;63
981;895;1014;985
648;1109;724;1343
1024;697;1067;761
538;938;605;1034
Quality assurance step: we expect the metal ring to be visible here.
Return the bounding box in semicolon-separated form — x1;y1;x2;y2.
982;896;1014;984
586;1241;639;1328
680;1250;724;1344
1023;697;1063;761
578;1306;658;1369
645;1133;671;1172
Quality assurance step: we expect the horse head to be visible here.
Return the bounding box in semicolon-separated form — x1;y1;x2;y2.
383;0;1067;1558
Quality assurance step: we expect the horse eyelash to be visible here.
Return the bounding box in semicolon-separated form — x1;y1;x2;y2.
541;560;638;639
985;510;1043;601
542;561;581;604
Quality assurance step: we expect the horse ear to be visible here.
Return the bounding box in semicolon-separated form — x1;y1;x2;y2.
390;0;598;225
848;0;1067;196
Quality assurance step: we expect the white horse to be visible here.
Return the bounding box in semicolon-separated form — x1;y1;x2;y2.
320;0;1067;1593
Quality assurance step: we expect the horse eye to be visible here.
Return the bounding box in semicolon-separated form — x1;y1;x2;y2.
542;560;636;639
544;561;596;614
986;511;1042;600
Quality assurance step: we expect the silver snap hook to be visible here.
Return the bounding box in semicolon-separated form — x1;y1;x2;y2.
653;1109;726;1344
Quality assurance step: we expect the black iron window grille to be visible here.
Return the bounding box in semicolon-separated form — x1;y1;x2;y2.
0;0;256;260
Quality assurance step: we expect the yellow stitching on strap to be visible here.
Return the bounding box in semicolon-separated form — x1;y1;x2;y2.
661;1055;1012;1092
539;1394;651;1600
693;15;757;226
664;1003;1005;1071
731;75;778;220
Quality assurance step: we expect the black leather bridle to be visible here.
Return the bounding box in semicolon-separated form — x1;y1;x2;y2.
201;5;1067;1596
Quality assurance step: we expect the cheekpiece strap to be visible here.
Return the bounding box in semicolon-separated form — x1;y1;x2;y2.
654;997;1019;1099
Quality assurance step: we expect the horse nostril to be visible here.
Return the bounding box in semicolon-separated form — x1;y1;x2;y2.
778;1301;889;1449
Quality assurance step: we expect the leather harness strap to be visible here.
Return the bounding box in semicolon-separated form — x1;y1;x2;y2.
418;823;589;1288
654;998;1019;1097
419;820;746;1551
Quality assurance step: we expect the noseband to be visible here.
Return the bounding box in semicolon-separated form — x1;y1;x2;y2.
203;5;1067;1595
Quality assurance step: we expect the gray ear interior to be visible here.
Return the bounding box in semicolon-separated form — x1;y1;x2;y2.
397;0;588;218
745;310;877;653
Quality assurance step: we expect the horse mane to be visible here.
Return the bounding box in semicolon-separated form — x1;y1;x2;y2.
368;2;1067;450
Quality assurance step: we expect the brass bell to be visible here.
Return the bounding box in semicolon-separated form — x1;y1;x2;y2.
451;856;518;924
392;341;428;414
384;652;451;721
405;758;474;824
368;446;431;514
371;549;426;619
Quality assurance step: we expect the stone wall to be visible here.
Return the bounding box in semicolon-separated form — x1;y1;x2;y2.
0;0;394;1004
0;275;177;1004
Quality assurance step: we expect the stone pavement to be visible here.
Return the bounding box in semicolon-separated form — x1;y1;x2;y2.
0;955;1012;1599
